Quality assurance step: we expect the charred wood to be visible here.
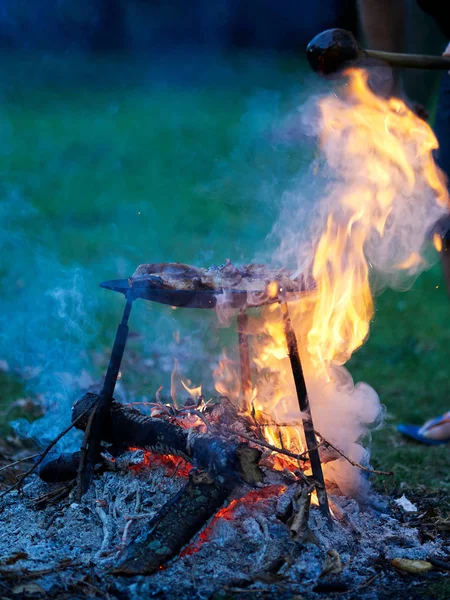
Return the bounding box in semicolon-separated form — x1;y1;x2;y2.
38;452;81;483
112;470;232;575
37;450;116;483
288;484;314;541
71;393;263;485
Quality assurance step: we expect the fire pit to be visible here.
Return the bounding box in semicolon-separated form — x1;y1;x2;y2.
79;260;330;524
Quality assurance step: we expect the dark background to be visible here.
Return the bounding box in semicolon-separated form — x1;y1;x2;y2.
0;0;357;52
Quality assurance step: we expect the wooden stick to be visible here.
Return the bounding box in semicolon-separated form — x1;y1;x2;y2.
235;431;323;463
0;453;41;473
30;480;75;507
365;49;450;71
76;406;98;501
112;471;232;575
0;407;91;498
315;432;393;476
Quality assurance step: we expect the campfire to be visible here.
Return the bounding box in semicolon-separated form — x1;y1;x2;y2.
1;68;449;598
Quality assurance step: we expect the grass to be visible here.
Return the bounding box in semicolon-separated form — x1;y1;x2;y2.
349;265;450;495
0;50;448;500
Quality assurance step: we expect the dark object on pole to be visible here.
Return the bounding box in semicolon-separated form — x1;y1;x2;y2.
281;302;332;525
306;28;450;76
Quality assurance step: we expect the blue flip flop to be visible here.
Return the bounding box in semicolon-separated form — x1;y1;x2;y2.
397;412;450;445
397;424;448;445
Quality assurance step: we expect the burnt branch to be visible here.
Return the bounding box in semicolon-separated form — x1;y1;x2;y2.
0;453;41;473
71;393;263;486
315;432;394;477
232;431;323;464
111;470;233;575
0;405;91;498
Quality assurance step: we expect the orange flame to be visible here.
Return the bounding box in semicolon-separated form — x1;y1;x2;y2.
433;233;443;253
180;379;202;399
303;69;448;373
213;351;241;404
212;69;449;486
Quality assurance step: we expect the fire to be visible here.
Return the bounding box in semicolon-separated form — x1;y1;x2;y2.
180;379;202;399
180;485;285;557
213;351;241;404
128;449;192;478
433;233;443;253
303;69;448;373
212;68;449;491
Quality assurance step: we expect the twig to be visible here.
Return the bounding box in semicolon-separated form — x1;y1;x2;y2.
0;453;41;473
254;515;270;569
134;483;141;513
357;572;380;590
427;556;450;571
0;559;78;580
0;407;91;498
95;504;111;557
170;459;183;478
117;520;134;557
233;431;324;464
315;432;393;476
186;409;215;434
30;480;75;507
116;513;155;557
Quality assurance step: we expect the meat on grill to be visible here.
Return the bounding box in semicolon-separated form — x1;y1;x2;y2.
131;259;307;294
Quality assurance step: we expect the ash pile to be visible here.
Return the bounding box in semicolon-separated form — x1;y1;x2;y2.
0;394;449;600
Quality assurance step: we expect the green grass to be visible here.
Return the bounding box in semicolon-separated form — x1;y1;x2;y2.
0;51;448;498
349;265;450;494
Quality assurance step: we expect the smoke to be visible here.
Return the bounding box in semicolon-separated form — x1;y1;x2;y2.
250;69;449;498
0;198;99;448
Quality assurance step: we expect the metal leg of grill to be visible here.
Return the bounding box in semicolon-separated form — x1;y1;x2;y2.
237;310;252;411
77;295;134;498
281;302;332;525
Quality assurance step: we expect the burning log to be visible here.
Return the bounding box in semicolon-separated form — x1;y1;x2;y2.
68;393;266;572
112;470;232;575
71;393;263;486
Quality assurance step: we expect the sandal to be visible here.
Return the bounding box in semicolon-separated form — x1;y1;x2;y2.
397;411;450;445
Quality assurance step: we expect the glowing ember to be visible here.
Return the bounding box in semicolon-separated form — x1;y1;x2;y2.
128;449;192;478
180;485;285;557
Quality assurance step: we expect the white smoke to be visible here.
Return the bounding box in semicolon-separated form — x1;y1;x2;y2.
256;70;449;498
